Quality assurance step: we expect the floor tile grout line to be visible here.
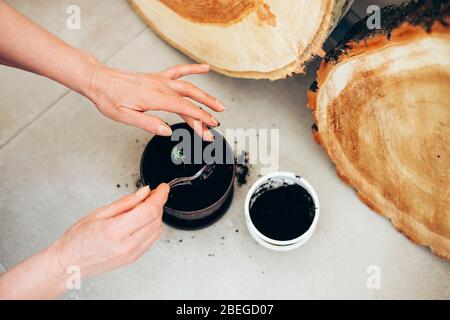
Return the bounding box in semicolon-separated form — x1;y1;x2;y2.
102;26;147;66
0;90;71;150
0;26;147;151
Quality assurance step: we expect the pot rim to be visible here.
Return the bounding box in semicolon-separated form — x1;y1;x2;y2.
244;171;320;248
140;124;236;218
247;227;313;252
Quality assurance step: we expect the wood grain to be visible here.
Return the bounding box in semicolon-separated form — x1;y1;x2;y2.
130;0;352;80
308;2;450;259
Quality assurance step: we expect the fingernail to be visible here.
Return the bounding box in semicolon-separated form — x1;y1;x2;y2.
204;130;215;142
215;100;225;111
159;125;172;136
136;185;150;197
210;116;219;127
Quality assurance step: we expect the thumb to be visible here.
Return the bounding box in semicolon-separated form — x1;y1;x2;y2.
96;186;151;219
149;183;170;209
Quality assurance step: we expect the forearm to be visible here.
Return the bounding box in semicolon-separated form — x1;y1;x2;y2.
0;245;67;300
0;0;99;96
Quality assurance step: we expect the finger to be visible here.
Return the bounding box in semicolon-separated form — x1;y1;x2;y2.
126;224;164;264
113;183;169;233
127;217;163;249
149;183;170;208
162;64;210;80
118;107;172;136
169;80;224;112
156;96;219;127
95;186;151;219
182;115;215;142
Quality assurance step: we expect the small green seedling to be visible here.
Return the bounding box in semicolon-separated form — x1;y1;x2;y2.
171;146;186;164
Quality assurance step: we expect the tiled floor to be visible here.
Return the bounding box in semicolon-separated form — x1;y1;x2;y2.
0;0;449;299
0;0;144;147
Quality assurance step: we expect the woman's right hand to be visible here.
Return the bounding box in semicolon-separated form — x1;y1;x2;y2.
86;63;224;142
50;184;169;278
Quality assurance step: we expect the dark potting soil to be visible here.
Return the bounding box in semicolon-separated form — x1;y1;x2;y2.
141;123;235;212
250;183;316;241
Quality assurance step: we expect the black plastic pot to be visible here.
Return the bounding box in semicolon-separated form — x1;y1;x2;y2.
140;123;236;230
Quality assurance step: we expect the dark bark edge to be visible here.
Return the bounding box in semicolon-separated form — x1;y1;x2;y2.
325;0;450;64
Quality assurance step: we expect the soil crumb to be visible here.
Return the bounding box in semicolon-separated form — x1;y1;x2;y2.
236;151;250;186
135;178;144;189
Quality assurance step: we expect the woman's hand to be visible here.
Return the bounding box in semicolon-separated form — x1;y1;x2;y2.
51;184;169;278
0;3;211;300
0;184;169;299
0;2;222;141
86;63;224;141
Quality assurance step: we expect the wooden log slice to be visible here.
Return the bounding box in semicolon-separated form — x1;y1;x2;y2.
308;0;450;259
130;0;353;80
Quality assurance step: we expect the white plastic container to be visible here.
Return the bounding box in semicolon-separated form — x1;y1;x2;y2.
244;172;320;252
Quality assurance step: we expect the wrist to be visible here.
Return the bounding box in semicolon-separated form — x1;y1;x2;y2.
45;242;67;280
0;245;68;300
82;59;114;105
78;52;103;98
36;245;69;298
